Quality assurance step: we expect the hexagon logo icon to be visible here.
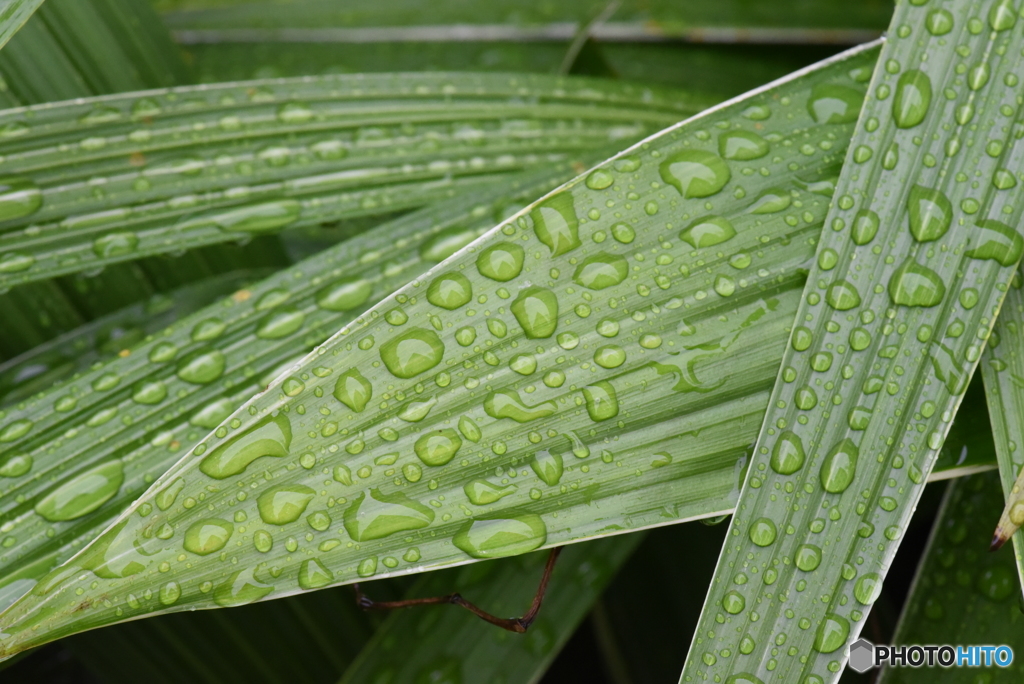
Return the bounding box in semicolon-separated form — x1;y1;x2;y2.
849;638;876;673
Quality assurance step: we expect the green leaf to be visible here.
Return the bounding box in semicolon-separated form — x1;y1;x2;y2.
981;267;1024;576
0;161;582;615
0;0;44;51
877;471;1024;683
0;72;698;287
341;534;642;683
0;39;883;655
683;2;1024;682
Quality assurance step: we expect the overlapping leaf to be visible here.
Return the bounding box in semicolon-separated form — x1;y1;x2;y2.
878;472;1024;683
0;0;43;51
0;72;698;286
683;2;1024;682
0;40;885;655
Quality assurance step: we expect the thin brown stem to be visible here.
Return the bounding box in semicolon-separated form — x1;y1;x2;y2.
353;546;564;633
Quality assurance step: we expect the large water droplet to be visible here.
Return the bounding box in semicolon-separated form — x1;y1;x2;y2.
421;228;476;262
453;514;547;559
0;177;43;222
892;70;932;129
464;479;517;505
93;232;139;259
806;84;864;124
572;253;628;290
256;308;305;339
718;130;769;160
813;614;850;653
183;518;234;555
748;517;777;546
476;242;525;281
679;216;736;249
851;209;880;245
257;484;315;525
770;431;805;475
0;252;35;273
427;272;472;310
484;390;556;423
213;567;273;607
531;192;580;256
200;414;292;479
965;219;1024;266
907;185;952;242
35;460;124;522
298;558;334;590
825;279;861;310
344;488;434;541
854;573;882;604
511;287;559;339
316;278;372;311
176;348;226;384
414;429;463;466
888;259;946;307
583;381;619;422
531;448;564;486
658;150;730;198
184;200;302;233
820;439;858;493
380;328;445;378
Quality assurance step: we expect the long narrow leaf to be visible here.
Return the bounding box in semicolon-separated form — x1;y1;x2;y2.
0;40;884;655
877;472;1024;683
0;0;43;50
683;2;1024;682
0;72;697;287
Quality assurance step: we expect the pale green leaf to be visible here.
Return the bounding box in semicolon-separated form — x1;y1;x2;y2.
0;72;696;287
683;2;1024;682
981;265;1024;580
0;40;883;655
0;0;43;51
341;534;642;684
878;471;1024;683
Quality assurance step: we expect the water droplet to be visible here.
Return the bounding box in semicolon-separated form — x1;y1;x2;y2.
453;514;547;559
0;418;33;443
594;345;626;369
965;219;1024;266
476;242;524;281
297;558;334;590
888;259;946;307
583;382;619;422
770;431;805;474
820;439;858;493
213;567;273;607
511;287;559;338
414;429;463;466
510;354;537;375
458;416;482;442
176;348;226;384
344;488;434;540
907;185;952;242
0;177;43;221
659;150;730;198
35;460;124;522
531;449;564;486
722;590;746;614
278;102;313;123
611;223;635;243
183;518;234;555
892;70;932;129
257;484;315;525
926;8;954;35
854;573;882;604
464;480;517;505
0;454;32;477
159;581;181;606
679;216;736;249
0;253;34;273
977;566;1015;601
851;209;880;245
92;232;139;259
131;380;167;405
795;544;822;572
200;414;292;479
826;279;861;310
585;169;614;190
748;518;777;546
484;390;556;423
531;192;580;256
813;614;849;653
748;188;791;214
572;253;628;290
186;200;302;233
421;228;476;262
718;130;769;160
380;328;445;378
424;272;473;310
316;278;372;311
807;84;864;124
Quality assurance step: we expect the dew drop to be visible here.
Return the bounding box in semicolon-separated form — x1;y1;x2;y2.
806;84;864;124
476;242;525;281
658;150;730;198
183;518;234;555
531;192;580;256
770;431;806;475
344;489;434;541
453;514;547;559
572;253;628;290
200;415;292;479
888;259;946;307
511;287;559;338
414;429;463;466
892;70;932;129
257;484;315;525
0;177;43;221
176;348;226;384
679;215;736;249
380;328;445;378
316;278;372;311
35;460;124;522
820;439;858;493
907;185;952;242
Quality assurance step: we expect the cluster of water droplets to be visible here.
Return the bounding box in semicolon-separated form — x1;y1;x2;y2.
0;45;886;652
685;3;1024;682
